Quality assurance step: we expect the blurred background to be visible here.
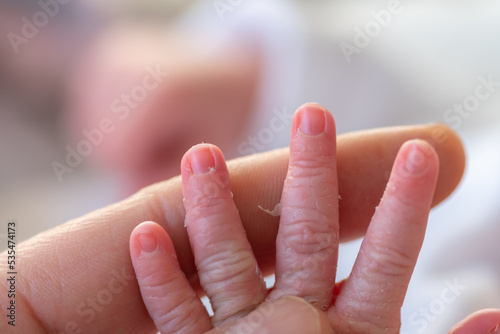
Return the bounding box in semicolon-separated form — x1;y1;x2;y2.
1;0;500;332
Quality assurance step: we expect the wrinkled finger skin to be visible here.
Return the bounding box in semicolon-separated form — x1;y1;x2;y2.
181;145;267;326
270;105;339;310
130;222;212;334
330;140;439;333
0;124;465;333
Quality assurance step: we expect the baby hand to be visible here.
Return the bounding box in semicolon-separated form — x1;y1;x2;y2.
129;103;439;333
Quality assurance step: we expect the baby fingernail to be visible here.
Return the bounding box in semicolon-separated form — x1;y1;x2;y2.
299;104;326;136
190;145;216;174
403;140;432;176
137;233;158;253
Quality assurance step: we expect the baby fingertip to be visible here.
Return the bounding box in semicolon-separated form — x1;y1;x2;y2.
400;139;438;178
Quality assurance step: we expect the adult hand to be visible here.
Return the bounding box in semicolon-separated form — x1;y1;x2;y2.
0;104;465;333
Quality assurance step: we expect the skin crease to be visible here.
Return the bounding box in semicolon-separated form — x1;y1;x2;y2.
0;123;465;333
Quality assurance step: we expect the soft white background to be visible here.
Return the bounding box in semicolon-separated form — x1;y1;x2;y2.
1;1;500;333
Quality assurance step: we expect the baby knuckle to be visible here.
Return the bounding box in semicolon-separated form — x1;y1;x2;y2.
288;163;335;179
189;187;228;208
199;248;256;287
187;197;234;224
155;295;201;332
365;244;414;277
281;219;337;256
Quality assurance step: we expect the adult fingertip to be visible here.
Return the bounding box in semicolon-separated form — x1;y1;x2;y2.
222;296;332;334
272;296;334;334
426;123;466;206
287;296;334;334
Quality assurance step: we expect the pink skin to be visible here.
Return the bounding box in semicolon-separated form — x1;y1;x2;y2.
449;309;500;334
268;104;339;309
182;144;268;326
129;103;440;333
130;222;211;333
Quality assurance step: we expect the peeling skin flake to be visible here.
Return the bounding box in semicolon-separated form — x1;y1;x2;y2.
258;203;282;217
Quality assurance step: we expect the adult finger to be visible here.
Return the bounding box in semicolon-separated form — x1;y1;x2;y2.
449;309;500;334
210;296;334;334
182;144;267;327
332;140;439;331
270;103;338;311
3;123;464;333
130;221;211;334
